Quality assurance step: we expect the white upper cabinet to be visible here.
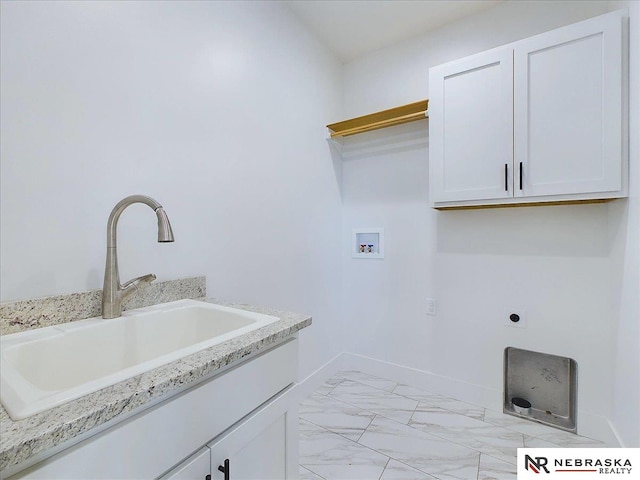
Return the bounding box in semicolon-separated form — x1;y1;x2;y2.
514;13;624;198
429;47;514;203
429;10;628;208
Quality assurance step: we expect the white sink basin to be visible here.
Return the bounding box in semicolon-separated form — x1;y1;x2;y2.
0;299;279;420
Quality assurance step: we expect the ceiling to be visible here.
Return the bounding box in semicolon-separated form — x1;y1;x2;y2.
284;0;503;62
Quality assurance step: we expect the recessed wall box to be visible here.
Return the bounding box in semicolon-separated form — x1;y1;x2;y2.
352;228;384;259
504;347;577;432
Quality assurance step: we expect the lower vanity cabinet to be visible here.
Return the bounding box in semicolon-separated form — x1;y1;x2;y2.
208;401;299;480
210;416;286;480
160;396;298;480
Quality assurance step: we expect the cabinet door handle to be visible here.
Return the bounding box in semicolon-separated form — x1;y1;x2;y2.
519;162;523;190
504;163;508;191
218;459;230;480
205;475;211;480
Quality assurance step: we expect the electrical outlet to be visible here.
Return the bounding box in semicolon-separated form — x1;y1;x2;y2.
505;308;527;328
426;298;436;316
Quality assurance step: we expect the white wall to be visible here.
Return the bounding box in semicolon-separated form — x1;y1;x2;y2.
609;0;640;448
341;0;638;445
0;0;344;379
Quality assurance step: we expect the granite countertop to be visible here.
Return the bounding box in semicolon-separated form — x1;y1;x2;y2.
0;297;311;474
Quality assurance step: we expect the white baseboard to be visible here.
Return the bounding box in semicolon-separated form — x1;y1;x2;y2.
340;352;502;410
295;352;345;401
298;351;621;446
580;415;626;448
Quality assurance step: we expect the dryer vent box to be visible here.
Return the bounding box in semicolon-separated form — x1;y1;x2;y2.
503;347;577;433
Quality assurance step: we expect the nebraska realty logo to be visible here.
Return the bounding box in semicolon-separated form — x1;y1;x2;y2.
518;449;640;478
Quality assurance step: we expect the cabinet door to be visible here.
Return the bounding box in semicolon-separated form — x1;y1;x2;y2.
429;46;514;203
158;448;210;480
514;11;624;198
209;414;289;480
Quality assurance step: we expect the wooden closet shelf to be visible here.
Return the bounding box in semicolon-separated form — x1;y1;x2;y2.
327;100;428;138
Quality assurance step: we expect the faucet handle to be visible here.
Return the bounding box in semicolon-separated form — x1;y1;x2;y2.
122;273;156;289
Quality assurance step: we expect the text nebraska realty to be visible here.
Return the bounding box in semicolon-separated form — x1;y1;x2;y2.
526;455;633;474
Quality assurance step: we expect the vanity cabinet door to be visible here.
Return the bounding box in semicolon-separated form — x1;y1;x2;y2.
210;416;286;480
158;448;211;480
513;11;624;198
208;401;298;480
429;46;514;203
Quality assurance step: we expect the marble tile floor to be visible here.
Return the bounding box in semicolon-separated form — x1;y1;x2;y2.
299;370;606;480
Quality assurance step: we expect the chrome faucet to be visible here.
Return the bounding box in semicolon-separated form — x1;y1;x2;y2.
102;195;174;319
